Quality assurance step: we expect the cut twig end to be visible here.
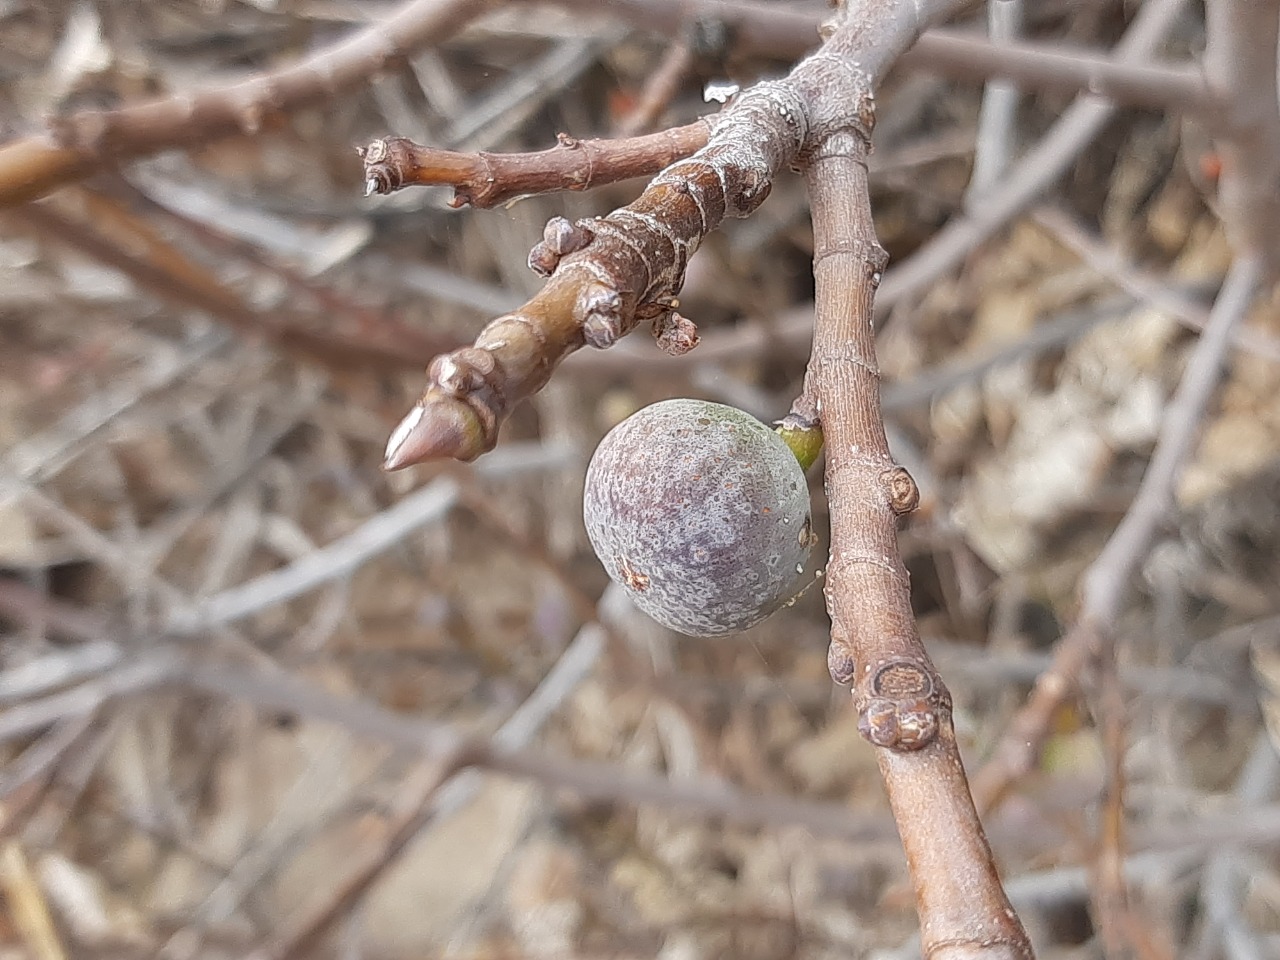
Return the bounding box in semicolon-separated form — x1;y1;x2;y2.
359;137;414;196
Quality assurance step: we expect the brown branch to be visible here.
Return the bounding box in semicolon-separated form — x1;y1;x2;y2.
803;6;1031;957
361;122;710;207
911;31;1211;114
543;0;1213;118
381;70;829;466
0;0;491;208
1092;641;1134;958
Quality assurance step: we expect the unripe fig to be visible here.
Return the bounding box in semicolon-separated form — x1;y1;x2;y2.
584;398;814;637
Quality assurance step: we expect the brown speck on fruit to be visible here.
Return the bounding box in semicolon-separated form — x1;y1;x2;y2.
617;556;650;591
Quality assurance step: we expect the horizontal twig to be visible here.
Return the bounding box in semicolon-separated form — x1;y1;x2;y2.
911;30;1211;114
0;646;895;845
361;122;710;206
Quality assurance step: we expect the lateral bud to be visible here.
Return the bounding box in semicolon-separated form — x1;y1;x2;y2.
883;466;920;515
528;216;594;277
577;283;624;348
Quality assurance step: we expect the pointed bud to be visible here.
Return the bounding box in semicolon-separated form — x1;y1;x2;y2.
383;398;488;469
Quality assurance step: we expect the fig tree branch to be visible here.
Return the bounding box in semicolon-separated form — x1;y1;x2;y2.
361;30;1210;210
376;0;1034;951
361;122;710;207
392;0;1087;469
380;52;835;465
802;4;1030;955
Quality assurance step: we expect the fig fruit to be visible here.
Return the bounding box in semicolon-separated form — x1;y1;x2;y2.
583;398;814;637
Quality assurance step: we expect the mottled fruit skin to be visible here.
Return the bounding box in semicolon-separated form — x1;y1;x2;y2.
584;399;813;637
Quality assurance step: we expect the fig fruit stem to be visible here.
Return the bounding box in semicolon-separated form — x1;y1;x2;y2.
774;422;823;472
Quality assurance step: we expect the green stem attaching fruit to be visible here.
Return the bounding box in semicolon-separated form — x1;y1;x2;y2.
774;420;824;472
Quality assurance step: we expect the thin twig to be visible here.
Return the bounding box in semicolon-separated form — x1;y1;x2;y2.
966;0;1022;203
253;603;610;959
910;29;1210;116
0;0;1214;210
6;198;430;375
0;645;897;846
1033;207;1280;363
1204;0;1280;265
361;122;710;206
1091;638;1147;959
1191;733;1279;960
546;0;1211;113
249;751;470;960
614;35;698;138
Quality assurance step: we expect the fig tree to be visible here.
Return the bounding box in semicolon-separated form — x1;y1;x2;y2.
583;398;814;637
